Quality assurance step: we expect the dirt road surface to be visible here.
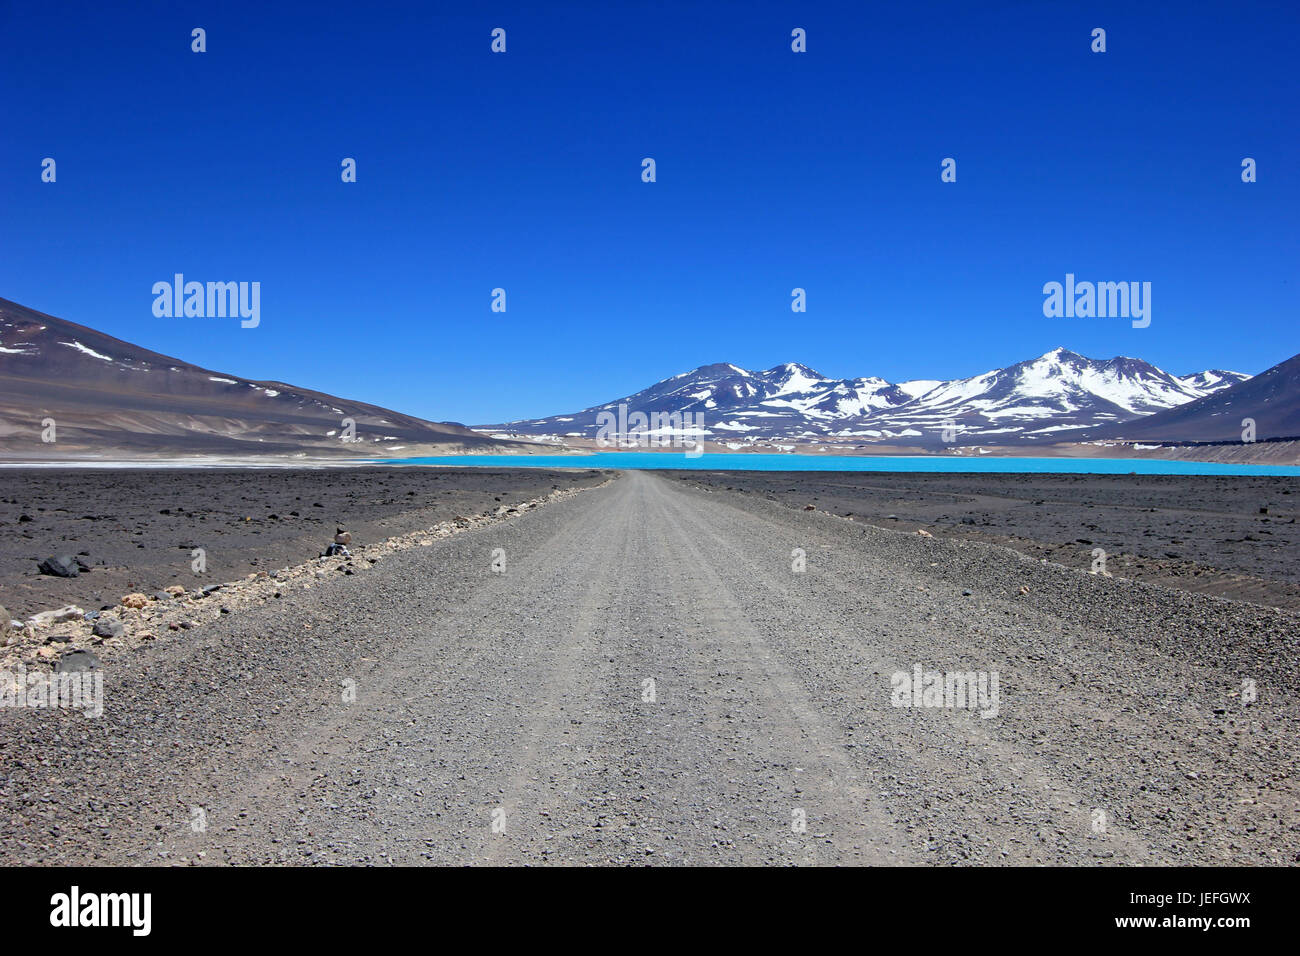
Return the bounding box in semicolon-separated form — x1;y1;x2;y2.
3;471;1296;865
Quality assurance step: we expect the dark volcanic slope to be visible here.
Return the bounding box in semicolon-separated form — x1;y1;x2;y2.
1095;351;1300;443
0;296;509;457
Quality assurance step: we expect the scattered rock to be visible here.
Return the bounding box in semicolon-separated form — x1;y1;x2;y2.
37;555;80;578
92;616;126;639
56;649;102;673
164;585;185;597
29;605;85;626
120;593;149;609
916;529;934;538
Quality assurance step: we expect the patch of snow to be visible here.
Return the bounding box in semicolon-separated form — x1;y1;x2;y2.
60;340;112;362
898;379;941;399
1028;424;1091;434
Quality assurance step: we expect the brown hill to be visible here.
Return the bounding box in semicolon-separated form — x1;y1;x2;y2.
0;296;511;460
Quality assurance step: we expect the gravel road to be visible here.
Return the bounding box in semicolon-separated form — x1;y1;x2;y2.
3;470;1297;866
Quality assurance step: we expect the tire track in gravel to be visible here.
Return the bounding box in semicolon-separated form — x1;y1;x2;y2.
173;473;637;865
648;479;908;864
506;472;911;864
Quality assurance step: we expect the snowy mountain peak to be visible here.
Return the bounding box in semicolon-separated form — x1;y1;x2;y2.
484;350;1252;448
1179;369;1251;392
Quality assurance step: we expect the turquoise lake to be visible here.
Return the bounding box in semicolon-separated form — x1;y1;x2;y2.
367;452;1300;477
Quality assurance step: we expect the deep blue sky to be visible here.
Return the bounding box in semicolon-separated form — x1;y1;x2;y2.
2;0;1296;424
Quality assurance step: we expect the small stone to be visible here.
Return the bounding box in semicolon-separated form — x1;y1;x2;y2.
29;605;85;627
56;648;102;672
120;593;149;609
92;616;126;639
37;555;80;578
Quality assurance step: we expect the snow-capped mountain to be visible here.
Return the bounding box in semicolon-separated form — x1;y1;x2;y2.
482;348;1251;448
1177;369;1251;393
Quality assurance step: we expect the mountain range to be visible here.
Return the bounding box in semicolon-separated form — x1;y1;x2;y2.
482;348;1271;448
0;296;509;459
3;294;1293;459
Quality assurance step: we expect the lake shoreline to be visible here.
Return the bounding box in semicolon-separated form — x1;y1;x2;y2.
364;452;1300;477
